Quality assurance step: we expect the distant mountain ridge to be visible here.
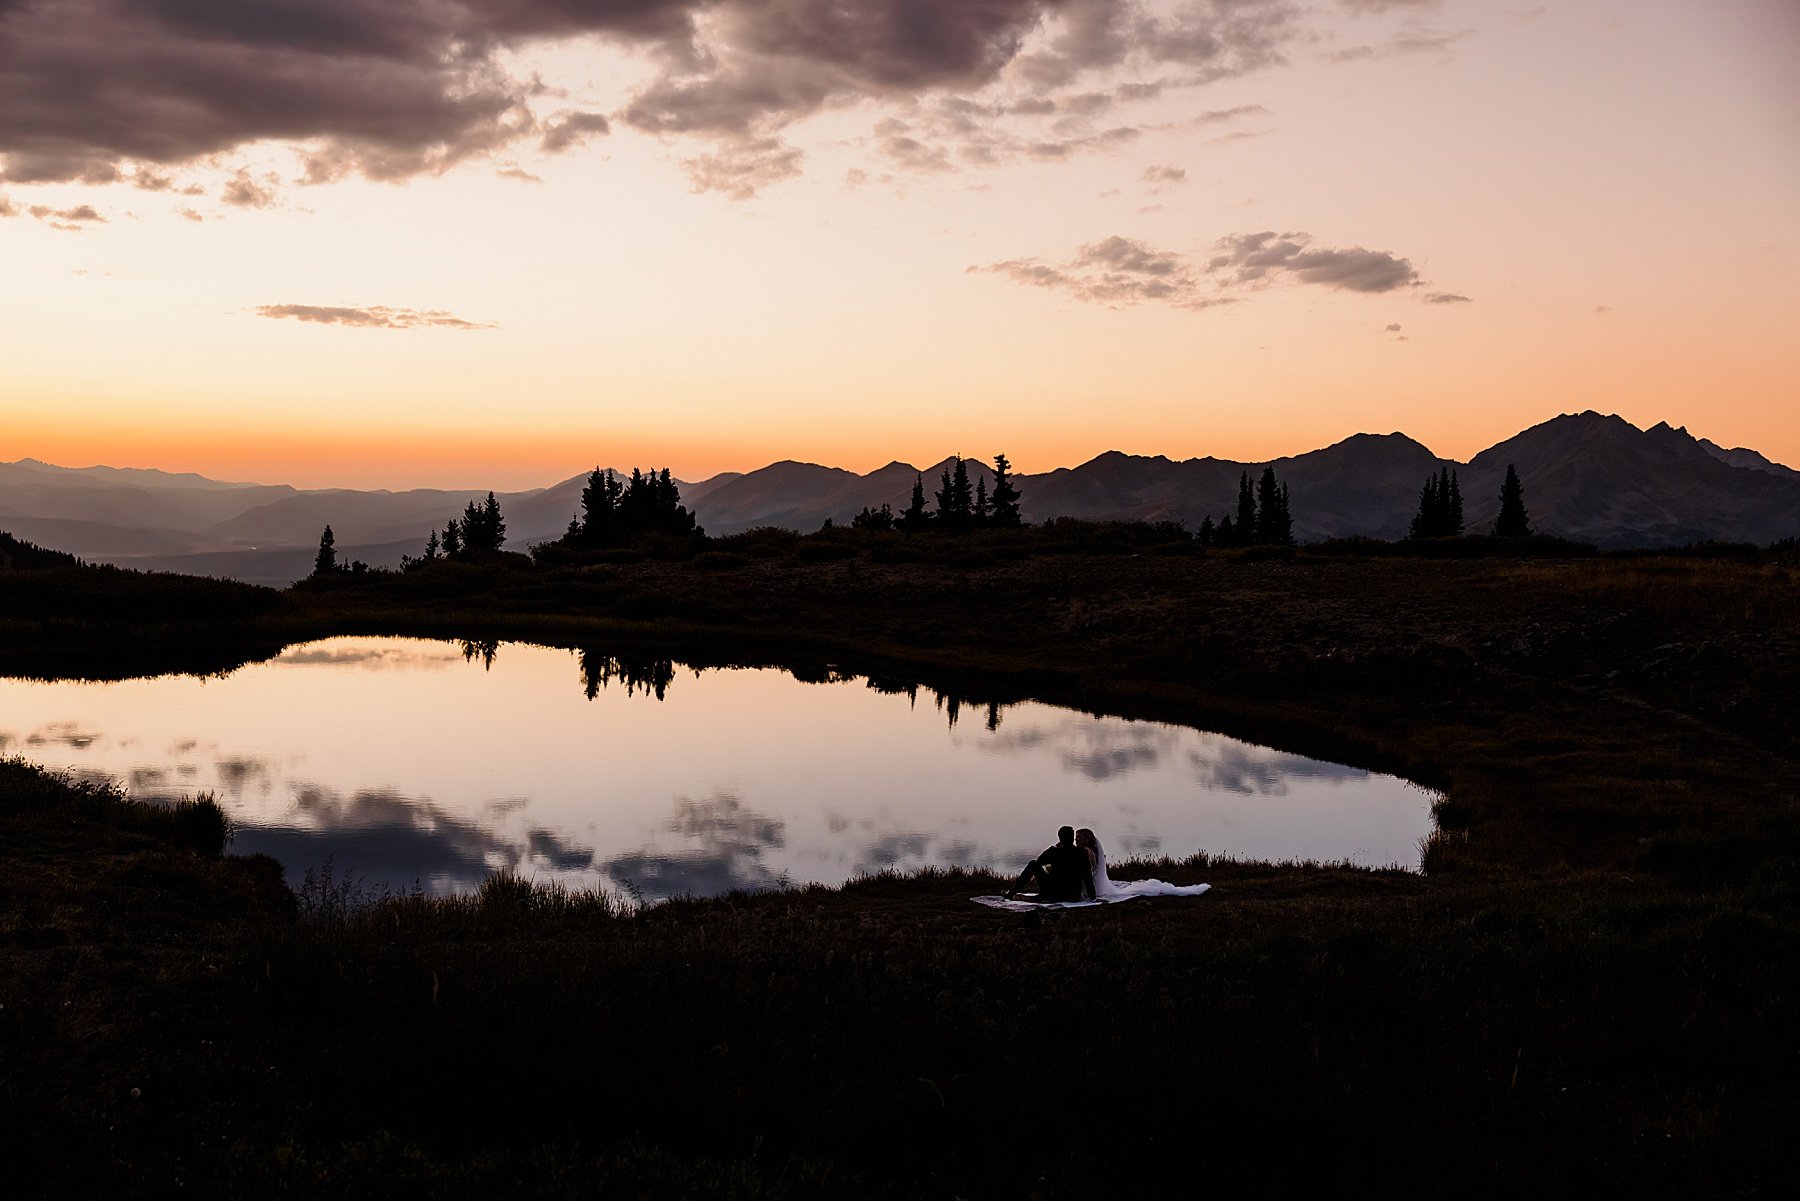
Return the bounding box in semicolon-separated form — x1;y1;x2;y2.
4;413;1797;583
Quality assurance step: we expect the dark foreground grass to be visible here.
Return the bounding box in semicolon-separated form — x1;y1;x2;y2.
4;551;1799;1197
3;759;1797;1199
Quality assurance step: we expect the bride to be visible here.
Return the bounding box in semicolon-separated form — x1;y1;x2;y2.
1076;828;1210;899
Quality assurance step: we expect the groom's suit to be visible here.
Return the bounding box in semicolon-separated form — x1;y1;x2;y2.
1030;840;1095;902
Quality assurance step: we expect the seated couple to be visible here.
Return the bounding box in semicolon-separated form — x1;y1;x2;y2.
1004;825;1210;904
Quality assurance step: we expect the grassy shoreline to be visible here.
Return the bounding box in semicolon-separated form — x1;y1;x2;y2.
3;549;1797;1196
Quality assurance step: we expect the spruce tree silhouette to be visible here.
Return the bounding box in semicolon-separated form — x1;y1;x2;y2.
1234;472;1257;546
989;453;1022;527
313;525;337;575
901;473;931;530
1256;466;1294;546
1409;468;1464;539
1495;463;1532;537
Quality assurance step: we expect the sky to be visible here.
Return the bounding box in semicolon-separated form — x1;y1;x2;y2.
3;0;1797;490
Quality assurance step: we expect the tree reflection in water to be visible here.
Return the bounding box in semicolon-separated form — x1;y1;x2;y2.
576;650;676;701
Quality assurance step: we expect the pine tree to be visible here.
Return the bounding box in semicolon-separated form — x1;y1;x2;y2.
1235;472;1257;547
424;529;440;561
482;492;506;550
441;519;461;558
901;473;931;530
1409;468;1465;538
1255;466;1293;546
935;456;973;530
974;477;990;526
1494;463;1531;537
313;525;337;575
1197;515;1216;547
989;453;1022;527
579;467;622;545
1217;513;1235;546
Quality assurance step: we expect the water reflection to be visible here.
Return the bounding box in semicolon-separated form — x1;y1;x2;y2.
236;783;600;894
603;791;787;901
578;650;676;701
0;636;1437;899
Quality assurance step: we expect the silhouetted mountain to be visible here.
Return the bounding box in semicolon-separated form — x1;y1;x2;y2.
1463;413;1800;547
6;414;1797;581
696;458;985;535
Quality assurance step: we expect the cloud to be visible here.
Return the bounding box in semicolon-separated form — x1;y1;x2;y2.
13;200;105;228
1340;0;1442;12
1384;322;1402;332
1424;291;1471;304
1141;164;1186;185
253;304;496;330
1;1;1306;196
977;227;1466;308
539;111;612;154
221;170;278;209
971;234;1237;312
1323;23;1472;62
1205;230;1421;292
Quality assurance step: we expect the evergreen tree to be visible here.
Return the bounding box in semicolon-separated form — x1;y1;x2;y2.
313;525;337;575
441;519;461;558
901;473;931;531
1216;513;1235;546
1198;515;1216;547
1234;472;1257;547
988;452;1022;527
1255;466;1293;546
1494;463;1531;537
936;456;974;530
578;467;623;546
974;477;990;526
482;491;506;549
423;529;440;561
1409;468;1465;538
852;503;895;531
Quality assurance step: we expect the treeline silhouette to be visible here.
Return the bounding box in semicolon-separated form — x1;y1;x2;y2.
849;453;1023;532
294;452;1573;583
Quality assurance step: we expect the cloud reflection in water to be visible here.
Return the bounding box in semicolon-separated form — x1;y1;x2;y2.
234;783;596;895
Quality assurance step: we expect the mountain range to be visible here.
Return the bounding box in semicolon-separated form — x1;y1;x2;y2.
3;412;1796;584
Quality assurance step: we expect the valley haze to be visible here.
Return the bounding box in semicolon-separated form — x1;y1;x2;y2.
5;411;1797;584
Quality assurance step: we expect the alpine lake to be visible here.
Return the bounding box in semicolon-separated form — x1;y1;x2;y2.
0;636;1437;902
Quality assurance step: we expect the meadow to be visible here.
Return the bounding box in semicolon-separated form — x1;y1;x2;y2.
2;537;1796;1197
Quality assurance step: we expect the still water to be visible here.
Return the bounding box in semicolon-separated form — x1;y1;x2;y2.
0;637;1436;899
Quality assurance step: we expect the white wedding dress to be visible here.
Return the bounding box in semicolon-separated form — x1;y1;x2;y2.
973;835;1210;909
1087;835;1211;900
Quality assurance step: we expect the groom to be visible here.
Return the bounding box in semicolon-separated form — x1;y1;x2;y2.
1003;825;1095;902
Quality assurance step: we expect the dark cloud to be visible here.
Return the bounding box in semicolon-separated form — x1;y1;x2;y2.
539;110;612;154
1205;229;1422;293
602;790;787;902
2;1;1306;195
979;227;1464;308
254;303;496;329
240;783;596;894
1187;743;1366;795
972;233;1238;311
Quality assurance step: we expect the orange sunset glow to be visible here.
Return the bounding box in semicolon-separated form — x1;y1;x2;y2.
4;0;1797;489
